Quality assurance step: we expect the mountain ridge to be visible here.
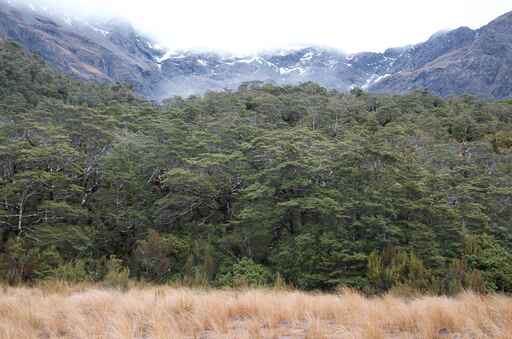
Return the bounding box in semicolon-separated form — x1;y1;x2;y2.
372;10;512;98
1;0;511;100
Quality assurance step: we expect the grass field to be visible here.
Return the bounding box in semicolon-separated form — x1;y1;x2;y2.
0;284;511;338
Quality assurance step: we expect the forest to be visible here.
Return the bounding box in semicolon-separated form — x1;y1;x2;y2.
1;40;512;295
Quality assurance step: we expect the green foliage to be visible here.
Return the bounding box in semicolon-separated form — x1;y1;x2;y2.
0;238;61;284
367;249;431;293
493;131;512;152
51;259;92;283
216;257;273;287
463;234;512;292
102;256;130;290
132;230;189;282
441;259;486;295
1;40;512;294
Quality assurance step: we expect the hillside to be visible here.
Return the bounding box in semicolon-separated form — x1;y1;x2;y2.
1;0;512;99
0;0;166;98
1;38;512;294
372;11;512;98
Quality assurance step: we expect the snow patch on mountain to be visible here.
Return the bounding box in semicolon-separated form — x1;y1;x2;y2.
90;26;110;37
238;56;260;64
279;67;305;75
156;51;175;63
147;42;166;51
301;51;314;62
362;74;391;89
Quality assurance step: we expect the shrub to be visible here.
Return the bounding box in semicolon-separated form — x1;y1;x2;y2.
132;230;188;282
51;259;91;283
464;234;512;292
216;258;272;288
493;131;512;151
367;249;431;294
103;256;130;290
0;238;62;285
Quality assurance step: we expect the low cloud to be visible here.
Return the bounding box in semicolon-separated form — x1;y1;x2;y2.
6;0;512;55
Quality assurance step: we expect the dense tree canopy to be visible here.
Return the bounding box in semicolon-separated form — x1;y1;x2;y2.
1;41;512;294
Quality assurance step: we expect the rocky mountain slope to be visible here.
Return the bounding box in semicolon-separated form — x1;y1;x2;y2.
0;0;166;98
371;12;512;98
1;0;511;99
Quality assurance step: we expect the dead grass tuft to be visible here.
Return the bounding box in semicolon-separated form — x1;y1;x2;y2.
0;284;511;338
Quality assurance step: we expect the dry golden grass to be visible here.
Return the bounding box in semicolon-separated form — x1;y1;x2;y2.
0;283;511;339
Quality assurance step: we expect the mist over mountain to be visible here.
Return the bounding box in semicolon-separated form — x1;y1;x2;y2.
1;0;512;100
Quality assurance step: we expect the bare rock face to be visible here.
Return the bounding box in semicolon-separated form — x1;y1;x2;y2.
1;0;511;100
371;12;512;99
0;1;166;99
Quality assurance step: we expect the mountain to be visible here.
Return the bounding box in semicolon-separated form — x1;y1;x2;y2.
371;12;512;98
155;48;371;97
1;0;512;99
0;0;166;98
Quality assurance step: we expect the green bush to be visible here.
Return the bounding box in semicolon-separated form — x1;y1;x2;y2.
132;230;188;282
367;249;431;294
103;256;130;290
494;131;512;151
464;234;512;292
0;239;62;285
216;258;272;288
51;259;91;283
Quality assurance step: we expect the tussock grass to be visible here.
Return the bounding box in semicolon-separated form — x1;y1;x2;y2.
0;284;511;338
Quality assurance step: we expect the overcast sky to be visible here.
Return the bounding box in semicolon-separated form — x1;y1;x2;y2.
15;0;512;55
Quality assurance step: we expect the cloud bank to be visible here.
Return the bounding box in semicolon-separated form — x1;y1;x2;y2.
8;0;512;55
